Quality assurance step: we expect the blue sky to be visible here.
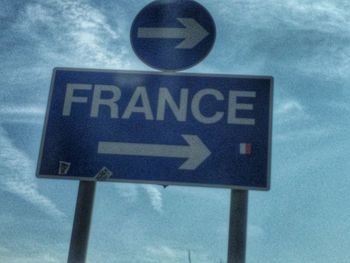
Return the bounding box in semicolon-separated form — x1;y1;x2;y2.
1;0;350;262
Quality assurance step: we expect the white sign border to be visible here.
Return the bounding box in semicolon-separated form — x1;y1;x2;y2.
36;67;273;191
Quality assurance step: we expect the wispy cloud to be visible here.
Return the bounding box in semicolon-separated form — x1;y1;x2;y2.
0;251;61;263
0;105;45;115
115;183;163;213
142;185;163;213
1;0;134;95
0;104;45;124
0;126;64;218
16;0;131;69
274;127;331;143
248;224;265;239
213;0;350;78
275;100;303;115
115;183;139;203
273;99;334;142
217;0;350;32
279;1;350;33
274;99;309;124
87;244;214;263
144;245;186;262
143;245;212;263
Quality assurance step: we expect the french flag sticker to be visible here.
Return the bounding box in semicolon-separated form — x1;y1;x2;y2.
240;143;252;155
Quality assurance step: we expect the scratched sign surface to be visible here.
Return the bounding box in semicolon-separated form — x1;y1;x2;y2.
37;68;273;190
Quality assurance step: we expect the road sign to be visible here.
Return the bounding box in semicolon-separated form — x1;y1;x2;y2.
37;68;273;190
130;0;216;71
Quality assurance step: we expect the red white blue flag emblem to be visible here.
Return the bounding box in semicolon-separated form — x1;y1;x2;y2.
240;143;252;155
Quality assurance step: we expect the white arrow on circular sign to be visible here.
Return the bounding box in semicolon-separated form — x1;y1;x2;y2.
137;18;209;49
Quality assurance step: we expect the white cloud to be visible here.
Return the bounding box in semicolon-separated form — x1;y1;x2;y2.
115;183;139;203
275;100;303;115
0;105;45;116
274;127;331;143
0;252;61;263
9;0;132;78
45;0;130;68
87;244;214;263
248;224;265;239
142;245;212;263
0;105;45;124
214;0;350;78
145;245;180;260
272;99;335;142
217;0;350;33
24;3;55;25
274;99;308;125
142;185;163;213
0;126;64;218
282;1;350;33
114;183;163;213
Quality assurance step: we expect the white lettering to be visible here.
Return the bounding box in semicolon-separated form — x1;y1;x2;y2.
63;84;91;116
91;85;121;118
62;84;257;126
122;86;154;120
156;88;188;121
191;89;224;124
228;91;256;125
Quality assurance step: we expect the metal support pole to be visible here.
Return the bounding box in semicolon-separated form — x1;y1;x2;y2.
67;181;96;263
227;190;248;263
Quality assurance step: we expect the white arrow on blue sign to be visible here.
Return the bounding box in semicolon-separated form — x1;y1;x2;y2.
37;68;273;190
98;134;211;170
130;0;216;71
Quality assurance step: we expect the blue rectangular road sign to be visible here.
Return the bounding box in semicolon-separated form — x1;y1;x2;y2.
37;68;273;190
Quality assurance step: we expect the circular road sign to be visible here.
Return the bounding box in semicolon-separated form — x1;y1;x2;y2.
130;0;216;71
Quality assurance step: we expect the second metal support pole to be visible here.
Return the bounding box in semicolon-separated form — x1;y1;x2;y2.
66;183;247;263
67;181;96;263
227;189;248;263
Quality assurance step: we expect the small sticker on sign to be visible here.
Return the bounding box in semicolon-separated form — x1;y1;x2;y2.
59;161;71;175
95;167;113;181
